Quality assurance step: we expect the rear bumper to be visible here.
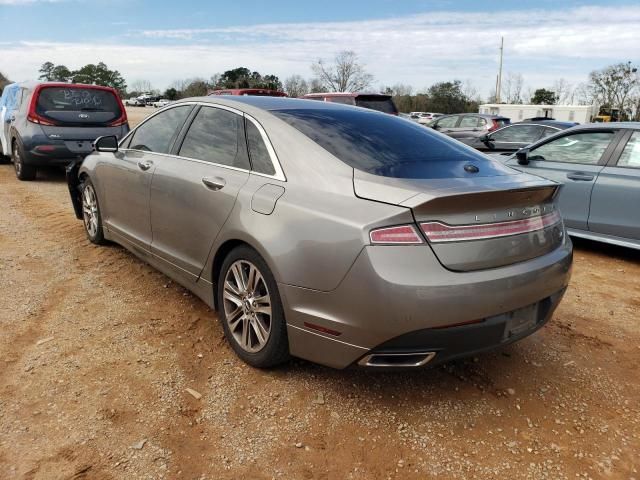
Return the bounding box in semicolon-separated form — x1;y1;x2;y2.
23;145;91;166
282;239;572;369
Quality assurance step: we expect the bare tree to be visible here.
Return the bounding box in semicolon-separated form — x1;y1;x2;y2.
130;79;153;93
502;72;524;104
311;51;374;92
308;78;325;94
553;78;572;105
391;83;413;97
462;79;481;103
521;87;535;104
284;75;309;98
588;62;639;116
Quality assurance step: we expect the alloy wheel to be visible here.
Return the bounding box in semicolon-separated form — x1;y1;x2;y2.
223;260;272;353
82;184;99;238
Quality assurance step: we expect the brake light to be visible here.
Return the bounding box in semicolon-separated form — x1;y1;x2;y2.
421;211;561;243
27;112;58;126
110;93;128;126
108;114;128;127
370;225;423;244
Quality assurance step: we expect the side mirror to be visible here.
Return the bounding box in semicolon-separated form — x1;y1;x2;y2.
432;123;440;130
516;148;530;165
480;134;492;143
94;135;118;153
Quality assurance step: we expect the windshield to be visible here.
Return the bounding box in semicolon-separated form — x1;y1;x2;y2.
272;108;512;179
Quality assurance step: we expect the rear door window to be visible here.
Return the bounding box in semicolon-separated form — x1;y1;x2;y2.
35;87;122;126
540;127;559;139
436;116;458;128
530;131;615;165
617;131;640;168
129;105;192;153
459;116;479;128
245;119;276;175
179;106;249;169
491;125;544;143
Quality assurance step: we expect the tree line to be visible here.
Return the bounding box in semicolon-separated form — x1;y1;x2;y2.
1;53;638;119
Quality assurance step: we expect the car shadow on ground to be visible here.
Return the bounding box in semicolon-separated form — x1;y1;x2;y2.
33;166;67;183
571;236;639;263
265;341;543;405
0;164;67;183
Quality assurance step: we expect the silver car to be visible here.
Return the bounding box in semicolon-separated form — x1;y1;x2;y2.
504;123;640;250
67;97;572;369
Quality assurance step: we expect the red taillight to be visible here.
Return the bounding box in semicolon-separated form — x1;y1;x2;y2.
27;112;58;126
421;211;561;243
108;114;128;127
370;225;423;244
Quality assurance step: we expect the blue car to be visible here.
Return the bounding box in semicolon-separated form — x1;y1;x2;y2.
7;82;129;180
502;123;640;250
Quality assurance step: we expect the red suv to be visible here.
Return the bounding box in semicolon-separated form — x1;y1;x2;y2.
302;92;398;115
209;89;287;97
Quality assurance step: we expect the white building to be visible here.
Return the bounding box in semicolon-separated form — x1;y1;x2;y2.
479;104;599;124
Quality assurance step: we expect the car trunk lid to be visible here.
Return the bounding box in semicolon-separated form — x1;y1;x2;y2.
354;170;564;271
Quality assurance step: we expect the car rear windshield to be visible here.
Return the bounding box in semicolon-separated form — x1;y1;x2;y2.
36;87;122;124
354;95;398;114
272;108;510;179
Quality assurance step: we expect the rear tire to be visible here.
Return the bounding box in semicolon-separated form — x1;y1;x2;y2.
12;140;36;181
80;178;106;245
217;246;290;368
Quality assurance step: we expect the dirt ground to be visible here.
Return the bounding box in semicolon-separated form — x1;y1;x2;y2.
0;110;638;479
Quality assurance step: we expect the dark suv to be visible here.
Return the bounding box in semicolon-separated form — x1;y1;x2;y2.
428;113;510;145
9;82;129;180
302;93;398;115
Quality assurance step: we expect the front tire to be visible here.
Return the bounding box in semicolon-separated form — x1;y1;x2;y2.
12;140;36;181
80;178;106;245
217;246;290;368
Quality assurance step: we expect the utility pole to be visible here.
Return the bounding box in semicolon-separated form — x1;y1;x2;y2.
496;36;504;103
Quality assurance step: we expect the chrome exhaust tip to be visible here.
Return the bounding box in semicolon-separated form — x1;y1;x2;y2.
358;351;436;368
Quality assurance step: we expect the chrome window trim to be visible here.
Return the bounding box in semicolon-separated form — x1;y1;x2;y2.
118;101;286;182
243;113;287;181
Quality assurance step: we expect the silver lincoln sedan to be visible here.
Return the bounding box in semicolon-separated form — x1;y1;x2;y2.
67;96;572;369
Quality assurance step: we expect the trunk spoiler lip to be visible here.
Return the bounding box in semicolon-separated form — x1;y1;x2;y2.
399;178;560;209
351;168;559;209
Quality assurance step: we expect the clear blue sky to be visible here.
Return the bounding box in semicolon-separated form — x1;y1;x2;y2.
1;0;638;97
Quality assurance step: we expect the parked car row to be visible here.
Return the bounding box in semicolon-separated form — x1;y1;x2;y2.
2;80;637;372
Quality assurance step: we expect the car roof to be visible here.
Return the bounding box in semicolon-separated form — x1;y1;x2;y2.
439;113;509;119
512;120;576;129
566;122;640;130
178;95;369;112
303;92;391;98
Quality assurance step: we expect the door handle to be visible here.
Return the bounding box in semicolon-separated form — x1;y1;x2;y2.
566;172;594;181
137;161;153;171
202;176;226;191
